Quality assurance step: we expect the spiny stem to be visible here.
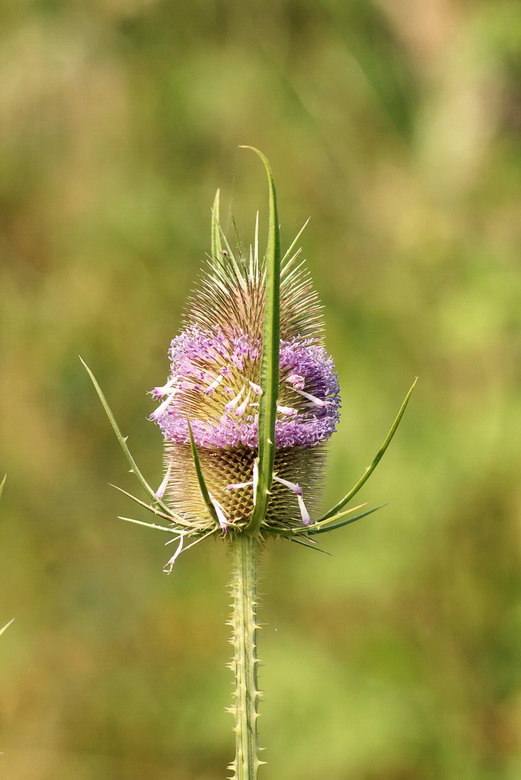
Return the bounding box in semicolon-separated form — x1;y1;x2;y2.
228;532;263;779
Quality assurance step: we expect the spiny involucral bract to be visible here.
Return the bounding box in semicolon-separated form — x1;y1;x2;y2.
150;233;341;534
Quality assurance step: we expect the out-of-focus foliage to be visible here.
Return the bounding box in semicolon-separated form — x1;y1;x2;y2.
1;1;520;778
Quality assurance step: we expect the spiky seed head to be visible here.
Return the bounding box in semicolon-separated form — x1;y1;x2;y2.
150;213;341;535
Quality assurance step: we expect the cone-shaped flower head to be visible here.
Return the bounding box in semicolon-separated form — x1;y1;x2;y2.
150;195;340;535
83;153;414;573
81;152;414;573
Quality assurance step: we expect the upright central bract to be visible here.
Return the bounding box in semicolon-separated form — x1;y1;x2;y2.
150;216;341;534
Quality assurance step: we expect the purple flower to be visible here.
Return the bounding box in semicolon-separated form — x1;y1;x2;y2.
152;328;340;450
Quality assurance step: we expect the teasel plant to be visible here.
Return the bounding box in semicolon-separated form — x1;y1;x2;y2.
82;148;415;779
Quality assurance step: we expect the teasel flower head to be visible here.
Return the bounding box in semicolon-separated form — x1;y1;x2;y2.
149;199;341;537
83;148;415;571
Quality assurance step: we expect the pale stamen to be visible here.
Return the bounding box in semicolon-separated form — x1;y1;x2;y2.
152;376;177;397
297;494;312;525
273;475;312;525
273;475;303;495
209;493;229;530
224;386;245;412
163;533;186;572
151;386;179;419
204;373;223;395
285;374;305;391
277;404;298;416
227;481;253;490
294;388;326;407
235;396;250;416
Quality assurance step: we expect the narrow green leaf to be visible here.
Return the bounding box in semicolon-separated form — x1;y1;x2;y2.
240;147;281;534
80;357;175;518
307;504;386;536
211;189;223;263
317;378;417;523
186;418;220;527
0;474;6;500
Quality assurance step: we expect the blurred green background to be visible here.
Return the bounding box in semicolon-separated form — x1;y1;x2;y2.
1;1;520;778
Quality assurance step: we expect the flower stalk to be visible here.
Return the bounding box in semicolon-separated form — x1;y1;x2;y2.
227;531;263;780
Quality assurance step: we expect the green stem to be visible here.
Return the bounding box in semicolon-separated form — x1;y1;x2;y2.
228;532;262;779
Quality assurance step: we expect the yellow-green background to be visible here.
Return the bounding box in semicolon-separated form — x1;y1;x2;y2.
1;1;520;778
